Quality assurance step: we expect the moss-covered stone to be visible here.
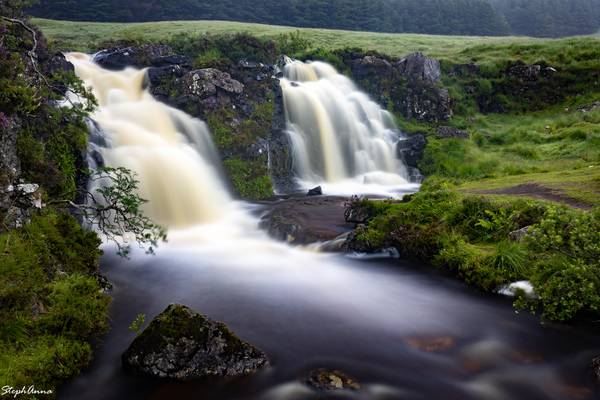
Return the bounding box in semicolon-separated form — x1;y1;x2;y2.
122;304;269;380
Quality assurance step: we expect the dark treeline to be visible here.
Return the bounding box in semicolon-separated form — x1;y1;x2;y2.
490;0;600;37
29;0;600;37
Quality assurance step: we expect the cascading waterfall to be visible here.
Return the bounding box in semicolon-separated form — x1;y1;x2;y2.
281;59;415;195
66;53;231;229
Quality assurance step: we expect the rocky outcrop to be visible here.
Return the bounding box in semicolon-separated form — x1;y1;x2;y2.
436;126;469;139
304;368;360;392
344;51;451;122
178;68;245;110
591;356;600;382
93;44;185;70
396;52;441;84
122;304;268;380
396;134;427;168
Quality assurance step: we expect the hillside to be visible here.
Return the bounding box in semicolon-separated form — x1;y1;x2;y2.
29;0;600;37
29;0;510;36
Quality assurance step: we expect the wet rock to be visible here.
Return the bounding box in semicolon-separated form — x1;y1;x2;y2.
509;226;531;242
305;368;360;392
147;65;184;85
260;196;353;245
395;52;441;84
591;356;600;381
307;186;323;196
122;304;268;380
396;134;427;168
43;53;75;94
436;126;469;139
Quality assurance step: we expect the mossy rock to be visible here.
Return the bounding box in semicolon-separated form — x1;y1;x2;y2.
122;304;269;380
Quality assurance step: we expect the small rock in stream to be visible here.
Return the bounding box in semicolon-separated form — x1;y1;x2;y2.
122;304;268;380
304;368;361;392
307;186;323;196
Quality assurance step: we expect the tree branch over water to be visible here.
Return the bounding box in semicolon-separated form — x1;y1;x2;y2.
49;167;168;258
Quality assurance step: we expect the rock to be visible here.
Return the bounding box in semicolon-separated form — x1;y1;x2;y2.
349;55;393;79
122;304;268;380
344;198;371;224
507;61;542;82
436;126;469;139
591;356;600;381
305;368;360;392
94;44;180;70
307;186;322;196
181;68;244;100
147;65;184;85
509;226;531;242
396;134;427;168
578;101;600;113
0;113;21;189
260;196;353;245
396;52;441;84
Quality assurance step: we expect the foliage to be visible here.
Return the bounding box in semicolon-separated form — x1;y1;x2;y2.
0;212;109;396
129;313;146;335
352;181;600;321
223;157;273;200
64;167;168;258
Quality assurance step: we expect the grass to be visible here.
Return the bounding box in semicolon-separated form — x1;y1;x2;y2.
33;17;598;62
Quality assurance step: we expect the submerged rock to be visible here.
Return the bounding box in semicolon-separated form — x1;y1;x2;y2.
304;368;360;392
122;304;268;380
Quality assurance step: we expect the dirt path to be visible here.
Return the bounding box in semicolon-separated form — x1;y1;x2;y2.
470;183;593;209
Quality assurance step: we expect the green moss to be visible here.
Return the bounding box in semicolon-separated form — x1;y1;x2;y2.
223;157;273;200
0;212;109;397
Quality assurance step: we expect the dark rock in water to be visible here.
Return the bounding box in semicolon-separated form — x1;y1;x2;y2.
436;126;469;139
307;186;323;196
304;368;360;392
591;356;600;381
396;134;427;168
147;65;184;85
122;304;268;380
396;52;441;84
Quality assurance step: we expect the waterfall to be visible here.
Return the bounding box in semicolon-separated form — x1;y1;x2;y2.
281;59;415;196
66;53;231;229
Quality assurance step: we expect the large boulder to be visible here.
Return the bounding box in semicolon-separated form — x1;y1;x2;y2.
122;304;268;380
349;55;393;79
396;134;427;168
395;52;441;84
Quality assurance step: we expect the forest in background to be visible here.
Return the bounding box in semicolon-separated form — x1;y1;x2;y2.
28;0;600;38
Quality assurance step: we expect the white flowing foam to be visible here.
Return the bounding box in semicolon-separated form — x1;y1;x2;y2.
281;59;416;197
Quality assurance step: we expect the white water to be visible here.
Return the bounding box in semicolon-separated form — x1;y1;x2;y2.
66;53;231;229
281;59;417;196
